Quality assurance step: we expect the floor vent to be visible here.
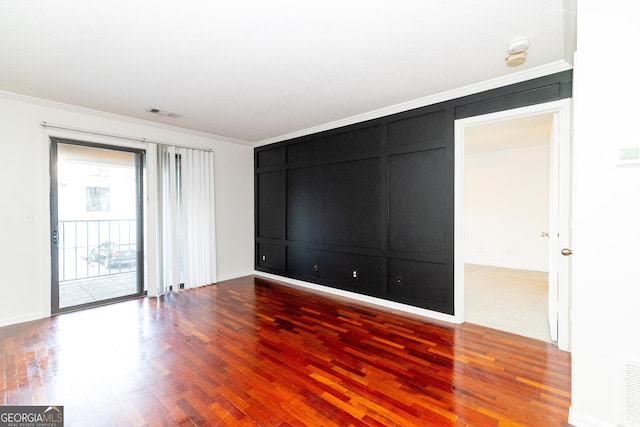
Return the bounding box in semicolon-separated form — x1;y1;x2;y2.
622;358;640;426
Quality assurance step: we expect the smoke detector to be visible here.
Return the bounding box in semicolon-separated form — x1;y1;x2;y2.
505;37;529;67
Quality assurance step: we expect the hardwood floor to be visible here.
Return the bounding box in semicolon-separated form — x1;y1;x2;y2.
0;276;571;426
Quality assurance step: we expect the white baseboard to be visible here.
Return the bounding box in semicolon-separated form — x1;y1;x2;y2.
568;406;618;427
0;311;47;328
216;271;255;282
254;271;460;324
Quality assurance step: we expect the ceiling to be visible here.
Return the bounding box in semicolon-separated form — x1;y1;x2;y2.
465;113;553;153
0;1;575;146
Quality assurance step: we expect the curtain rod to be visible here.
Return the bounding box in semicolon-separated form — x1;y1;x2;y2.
40;121;212;151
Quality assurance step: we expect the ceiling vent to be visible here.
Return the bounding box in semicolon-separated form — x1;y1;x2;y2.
146;108;182;119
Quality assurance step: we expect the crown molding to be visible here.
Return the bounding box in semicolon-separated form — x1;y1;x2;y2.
0;90;253;147
254;60;573;147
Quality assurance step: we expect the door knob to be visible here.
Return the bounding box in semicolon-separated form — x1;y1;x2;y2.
561;248;573;256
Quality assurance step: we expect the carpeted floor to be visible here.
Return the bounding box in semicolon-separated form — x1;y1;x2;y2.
464;264;551;342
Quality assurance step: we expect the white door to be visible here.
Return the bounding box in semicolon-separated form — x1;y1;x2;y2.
548;112;560;343
546;103;573;350
555;103;573;350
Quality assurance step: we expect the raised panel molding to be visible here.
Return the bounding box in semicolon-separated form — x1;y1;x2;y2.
254;70;572;316
257;171;285;239
387;258;452;313
388;149;448;256
256;146;284;169
287;246;381;295
287;124;380;164
287;159;381;248
388;109;446;148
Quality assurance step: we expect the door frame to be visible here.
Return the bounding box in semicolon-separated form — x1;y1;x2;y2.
49;137;145;314
453;98;572;351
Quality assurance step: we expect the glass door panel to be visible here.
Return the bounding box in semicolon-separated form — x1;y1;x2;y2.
51;139;143;313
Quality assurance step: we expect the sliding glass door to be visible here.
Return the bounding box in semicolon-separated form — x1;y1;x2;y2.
50;138;144;313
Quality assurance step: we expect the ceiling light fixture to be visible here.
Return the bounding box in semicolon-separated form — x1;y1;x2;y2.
505;37;529;67
146;107;182;119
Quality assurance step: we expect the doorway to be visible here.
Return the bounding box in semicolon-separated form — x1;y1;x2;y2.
454;99;572;351
464;113;553;342
50;138;144;313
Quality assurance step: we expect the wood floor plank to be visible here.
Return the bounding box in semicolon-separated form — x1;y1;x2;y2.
0;275;572;426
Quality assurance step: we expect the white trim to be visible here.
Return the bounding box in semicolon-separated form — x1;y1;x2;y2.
568;407;617;427
454;99;573;348
0;90;252;147
0;312;47;328
2;62;572;149
255;272;460;324
217;271;256;283
556;100;573;350
256;61;573;146
454;117;466;324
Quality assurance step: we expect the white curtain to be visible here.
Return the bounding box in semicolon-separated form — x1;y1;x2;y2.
181;148;217;289
147;143;217;295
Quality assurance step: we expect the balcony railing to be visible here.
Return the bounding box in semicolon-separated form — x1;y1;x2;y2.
58;219;137;282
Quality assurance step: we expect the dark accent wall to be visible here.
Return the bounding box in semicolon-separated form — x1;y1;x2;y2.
255;70;572;315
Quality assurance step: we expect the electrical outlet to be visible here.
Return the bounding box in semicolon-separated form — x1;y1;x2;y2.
352;269;358;279
22;210;34;223
395;276;403;286
261;255;266;261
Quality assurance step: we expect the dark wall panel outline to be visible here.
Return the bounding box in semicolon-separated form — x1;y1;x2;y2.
254;70;572;315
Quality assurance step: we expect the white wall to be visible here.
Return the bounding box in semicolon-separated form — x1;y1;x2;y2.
0;92;254;327
570;2;640;426
464;144;549;271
